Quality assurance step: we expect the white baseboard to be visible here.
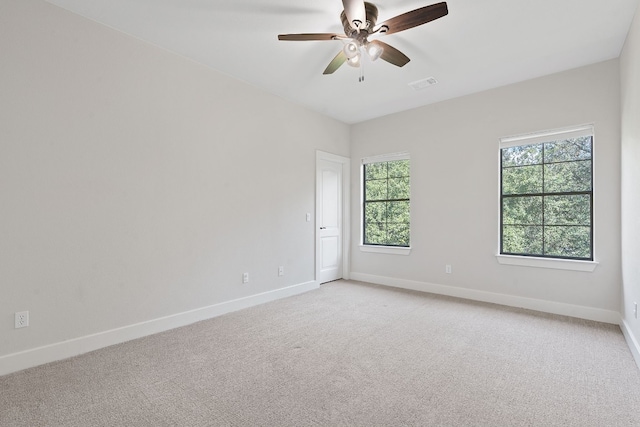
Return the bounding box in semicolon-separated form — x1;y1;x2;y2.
0;281;318;377
620;318;640;369
350;272;620;324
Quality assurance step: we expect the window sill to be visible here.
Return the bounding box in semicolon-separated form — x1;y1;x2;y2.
495;255;598;272
360;245;411;255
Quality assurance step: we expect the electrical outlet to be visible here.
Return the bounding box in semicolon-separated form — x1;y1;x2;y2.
242;272;249;284
445;265;452;274
278;266;284;277
15;311;29;329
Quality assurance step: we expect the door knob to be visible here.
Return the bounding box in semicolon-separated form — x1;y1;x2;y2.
319;227;326;229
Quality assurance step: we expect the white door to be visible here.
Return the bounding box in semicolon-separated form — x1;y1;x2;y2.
316;152;350;284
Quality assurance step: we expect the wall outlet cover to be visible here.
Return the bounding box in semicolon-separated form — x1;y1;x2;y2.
15;311;29;329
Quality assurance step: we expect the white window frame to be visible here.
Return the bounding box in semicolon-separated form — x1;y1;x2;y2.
360;152;411;256
496;124;598;272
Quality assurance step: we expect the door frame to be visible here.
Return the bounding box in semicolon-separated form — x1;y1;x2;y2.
316;151;351;283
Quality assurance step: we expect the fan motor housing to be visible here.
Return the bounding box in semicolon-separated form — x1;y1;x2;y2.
341;2;379;36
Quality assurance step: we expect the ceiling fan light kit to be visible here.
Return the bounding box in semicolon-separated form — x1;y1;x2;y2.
278;0;448;80
343;41;359;59
347;54;361;68
366;42;384;61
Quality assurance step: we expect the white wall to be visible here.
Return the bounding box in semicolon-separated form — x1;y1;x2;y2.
0;0;349;370
350;60;621;321
1;0;635;375
620;6;640;365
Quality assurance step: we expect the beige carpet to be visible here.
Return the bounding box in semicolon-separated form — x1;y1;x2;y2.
2;280;640;426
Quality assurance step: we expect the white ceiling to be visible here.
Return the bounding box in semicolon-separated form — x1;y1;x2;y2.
45;0;638;124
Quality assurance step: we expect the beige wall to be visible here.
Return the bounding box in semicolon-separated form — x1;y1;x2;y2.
0;0;349;361
350;60;621;318
621;6;640;362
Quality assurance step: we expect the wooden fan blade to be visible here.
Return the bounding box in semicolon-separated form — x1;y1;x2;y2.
278;33;340;41
323;51;348;74
376;2;448;35
370;40;410;67
342;0;366;29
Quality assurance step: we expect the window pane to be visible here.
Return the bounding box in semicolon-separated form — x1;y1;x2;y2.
365;163;387;180
387;201;410;224
365;201;386;224
364;222;386;245
545;195;591;226
388;177;410;200
502;165;543;195
365;179;387;201
502;144;542;167
502;196;542;225
387;223;410;246
502;225;543;255
544;160;592;193
544;226;590;258
544;137;592;163
388;159;409;178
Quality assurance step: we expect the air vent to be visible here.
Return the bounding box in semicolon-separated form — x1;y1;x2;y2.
409;77;438;91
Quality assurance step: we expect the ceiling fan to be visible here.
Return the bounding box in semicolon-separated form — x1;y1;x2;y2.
278;0;448;79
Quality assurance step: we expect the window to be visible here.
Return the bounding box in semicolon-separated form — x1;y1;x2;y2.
500;125;593;260
362;153;410;248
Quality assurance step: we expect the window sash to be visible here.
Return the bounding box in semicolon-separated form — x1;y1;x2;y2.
362;156;410;248
499;127;593;261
